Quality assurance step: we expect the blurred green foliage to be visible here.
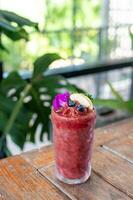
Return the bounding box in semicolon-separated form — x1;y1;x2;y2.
94;82;133;114
0;9;39;71
0;10;83;157
0;52;83;157
1;0;102;71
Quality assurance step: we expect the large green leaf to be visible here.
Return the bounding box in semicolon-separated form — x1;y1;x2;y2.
94;98;133;114
10;108;32;149
0;111;7;131
10;124;27;149
94;99;123;109
0;94;16;116
0;71;26;92
33;53;61;78
0;74;70;148
4;84;31;135
0;10;38;29
2;28;29;41
0;103;32;149
0;84;32;149
93;82;133;113
124;100;133;112
27;79;54;141
28;116;40;143
0;53;82;153
0;15;18;32
3;145;11;157
108;82;124;101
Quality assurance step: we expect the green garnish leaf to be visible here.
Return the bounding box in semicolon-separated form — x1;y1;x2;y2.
86;93;93;101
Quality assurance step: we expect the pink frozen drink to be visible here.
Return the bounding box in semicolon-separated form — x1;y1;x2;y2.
51;92;96;184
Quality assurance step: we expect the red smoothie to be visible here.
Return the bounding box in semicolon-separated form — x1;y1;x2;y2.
51;104;96;184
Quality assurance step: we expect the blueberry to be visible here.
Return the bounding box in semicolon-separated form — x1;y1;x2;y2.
77;105;84;112
68;100;76;107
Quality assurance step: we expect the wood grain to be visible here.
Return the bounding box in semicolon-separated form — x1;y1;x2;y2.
92;147;133;198
0;156;69;200
22;145;54;169
39;163;132;200
103;132;133;162
0;118;132;199
94;117;133;148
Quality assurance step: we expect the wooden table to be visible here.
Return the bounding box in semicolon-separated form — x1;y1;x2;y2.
0;118;133;200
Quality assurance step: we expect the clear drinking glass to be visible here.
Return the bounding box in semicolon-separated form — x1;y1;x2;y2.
51;108;96;184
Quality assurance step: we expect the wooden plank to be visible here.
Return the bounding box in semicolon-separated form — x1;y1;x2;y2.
103;132;133;162
94;118;133;148
21;145;54;169
0;119;132;199
0;156;70;200
22;118;133;170
39;163;132;200
92;147;133;198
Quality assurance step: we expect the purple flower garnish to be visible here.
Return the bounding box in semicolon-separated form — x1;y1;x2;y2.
53;92;70;111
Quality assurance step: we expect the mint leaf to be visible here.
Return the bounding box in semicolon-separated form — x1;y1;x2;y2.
86;93;93;101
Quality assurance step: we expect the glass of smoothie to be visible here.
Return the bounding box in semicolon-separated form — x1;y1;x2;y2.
51;92;96;184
